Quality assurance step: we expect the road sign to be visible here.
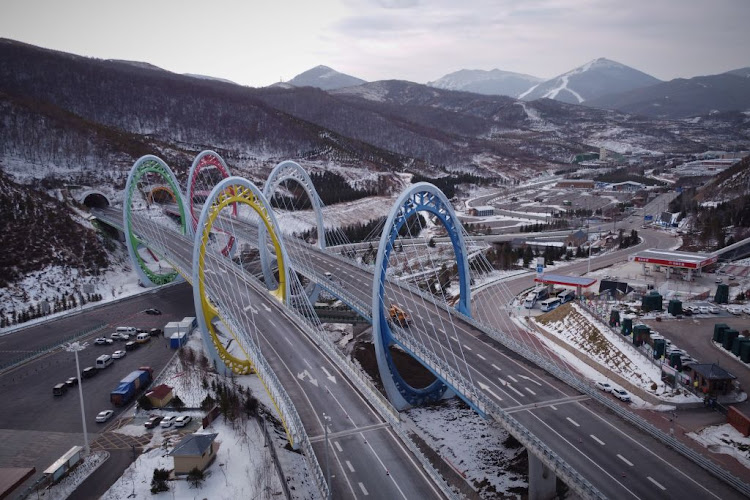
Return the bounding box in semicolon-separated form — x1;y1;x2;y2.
644;215;653;221
536;265;544;273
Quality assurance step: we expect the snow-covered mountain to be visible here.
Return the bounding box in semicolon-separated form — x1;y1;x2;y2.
520;58;661;104
286;65;366;90
427;69;542;97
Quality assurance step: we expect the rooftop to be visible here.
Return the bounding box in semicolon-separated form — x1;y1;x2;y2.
146;384;173;400
629;249;717;268
534;274;598;288
691;363;736;380
170;433;218;457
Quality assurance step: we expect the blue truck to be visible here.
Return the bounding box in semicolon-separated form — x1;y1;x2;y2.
110;366;153;407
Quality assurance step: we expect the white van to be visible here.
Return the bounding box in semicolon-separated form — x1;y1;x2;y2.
95;354;113;369
557;290;575;303
136;332;150;344
116;326;137;335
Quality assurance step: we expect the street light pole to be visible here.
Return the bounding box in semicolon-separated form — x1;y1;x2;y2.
323;413;331;500
65;341;89;455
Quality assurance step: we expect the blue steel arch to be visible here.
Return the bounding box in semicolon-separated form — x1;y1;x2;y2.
372;182;472;409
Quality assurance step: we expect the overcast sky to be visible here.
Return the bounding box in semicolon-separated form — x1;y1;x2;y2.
2;0;748;87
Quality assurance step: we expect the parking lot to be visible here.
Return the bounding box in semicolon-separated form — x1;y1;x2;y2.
0;283;195;491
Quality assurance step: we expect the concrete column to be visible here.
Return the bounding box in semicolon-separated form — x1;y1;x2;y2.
665;267;671;280
528;453;556;500
687;269;693;281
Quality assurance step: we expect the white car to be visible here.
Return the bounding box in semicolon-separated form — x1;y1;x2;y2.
595;381;613;393
744;306;750;315
715;277;723;283
160;415;177;428
112;350;126;359
175;415;192;428
95;337;113;345
96;410;114;423
709;306;720;314
728;306;742;316
699;306;710;314
612;388;631;402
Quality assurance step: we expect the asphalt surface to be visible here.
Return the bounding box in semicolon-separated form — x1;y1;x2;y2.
124;213;445;500
0;283;193;496
98;195;749;499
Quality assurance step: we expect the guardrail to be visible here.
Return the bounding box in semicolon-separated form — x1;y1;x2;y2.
276;293;461;500
0;322;107;374
457;311;750;498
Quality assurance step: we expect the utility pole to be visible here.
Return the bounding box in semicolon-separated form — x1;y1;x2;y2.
65;341;89;455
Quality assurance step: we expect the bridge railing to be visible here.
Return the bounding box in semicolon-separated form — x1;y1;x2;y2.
388;325;605;500
274;288;462;500
456;311;750;498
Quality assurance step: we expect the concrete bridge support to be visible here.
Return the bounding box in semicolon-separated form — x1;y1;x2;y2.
528;453;557;500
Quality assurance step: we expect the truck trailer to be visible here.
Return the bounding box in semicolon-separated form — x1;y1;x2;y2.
110;366;153;407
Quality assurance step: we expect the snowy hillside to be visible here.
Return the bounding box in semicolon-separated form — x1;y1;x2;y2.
520;58;661;104
286;65;366;90
428;68;542;98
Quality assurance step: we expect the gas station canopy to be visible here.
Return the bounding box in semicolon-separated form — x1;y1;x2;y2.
629;249;717;270
534;274;598;288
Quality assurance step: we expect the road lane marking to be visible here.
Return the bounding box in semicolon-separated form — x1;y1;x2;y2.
590;434;605;445
462;344;472;351
566;417;580;427
346;460;355;472
517;374;543;386
476;353;486;360
507;384;525;398
617;454;633;466
491;363;502;371
478;381;502;401
647;477;666;491
507;375;518;383
550;405;557;410
525;387;536;395
285;337;293;346
451;336;458;342
358;482;369;495
334;441;343;452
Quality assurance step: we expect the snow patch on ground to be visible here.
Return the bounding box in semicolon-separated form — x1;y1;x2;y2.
688;424;750;468
406;400;527;496
37;452;108;500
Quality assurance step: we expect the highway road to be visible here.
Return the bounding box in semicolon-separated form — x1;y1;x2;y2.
130;213;445;500
0;283;192;494
99;194;747;499
261;207;744;498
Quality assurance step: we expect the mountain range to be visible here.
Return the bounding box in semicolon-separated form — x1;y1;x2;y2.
282;58;750;118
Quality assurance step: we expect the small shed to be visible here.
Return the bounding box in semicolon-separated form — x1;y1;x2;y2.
565;230;588;247
170;433;219;475
690;363;736;396
146;384;174;408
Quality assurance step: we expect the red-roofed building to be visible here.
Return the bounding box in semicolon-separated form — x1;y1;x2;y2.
146;384;174;408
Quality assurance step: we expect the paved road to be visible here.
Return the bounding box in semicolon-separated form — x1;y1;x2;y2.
130;214;445;500
100;200;748;498
276;227;745;497
0;283;192;496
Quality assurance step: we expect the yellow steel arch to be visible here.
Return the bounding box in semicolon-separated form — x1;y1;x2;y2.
196;183;293;445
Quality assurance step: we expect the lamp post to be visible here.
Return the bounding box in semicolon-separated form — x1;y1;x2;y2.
323;413;332;500
64;341;89;455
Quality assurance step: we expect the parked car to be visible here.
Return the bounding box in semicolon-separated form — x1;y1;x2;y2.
744;306;750;315
728;306;742;315
96;410;114;423
125;341;138;351
160;416;177;428
728;275;736;281
175;415;192;428
95;337;113;345
53;383;68;396
112;350;126;359
144;308;162;315
65;377;79;387
709;306;720;314
595;381;613;392
612;388;631;402
715;277;723;283
699;306;710;314
144;415;163;429
118;332;131;340
150;328;163;337
110;333;122;341
82;366;97;378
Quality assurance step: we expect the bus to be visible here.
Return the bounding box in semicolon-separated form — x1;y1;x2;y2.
539;297;562;312
523;287;549;309
557;290;575;303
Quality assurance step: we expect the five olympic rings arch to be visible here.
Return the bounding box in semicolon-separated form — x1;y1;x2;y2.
123;152;473;424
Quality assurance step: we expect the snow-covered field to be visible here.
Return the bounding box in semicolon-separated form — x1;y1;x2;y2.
688;424;750;469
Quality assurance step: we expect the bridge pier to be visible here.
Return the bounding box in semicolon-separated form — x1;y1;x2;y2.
528;453;556;500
